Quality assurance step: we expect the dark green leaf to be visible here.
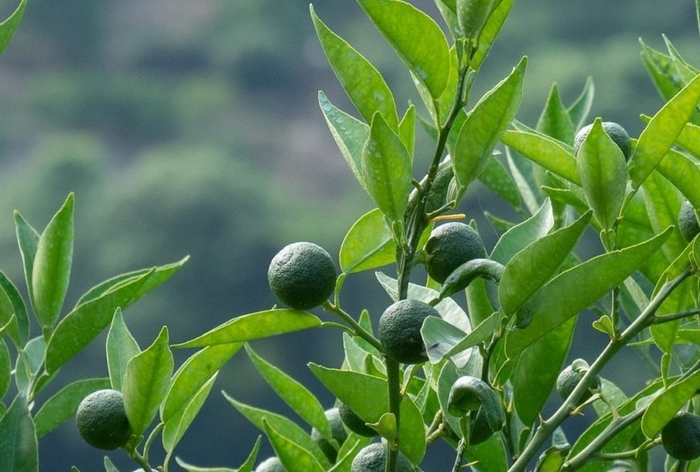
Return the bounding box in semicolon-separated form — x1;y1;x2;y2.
362;112;412;221
123;327;174;437
0;394;38;472
245;345;329;438
308;364;426;464
13;210;39;310
499;211;591;318
577;119;627;233
339;208;396;274
31;193;74;331
45;258;186;373
172;309;322;348
505;228;671;357
106;308;140;391
358;0;450;102
629;73;700;189
0;272;29;348
223;393;331;469
502;130;580;185
452;57;526;190
33;378;110;438
0;0;28;55
537;83;575;144
642;370;700;439
0;339;10;400
311;6;398;128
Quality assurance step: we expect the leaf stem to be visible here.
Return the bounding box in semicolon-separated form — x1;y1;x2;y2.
323;301;383;352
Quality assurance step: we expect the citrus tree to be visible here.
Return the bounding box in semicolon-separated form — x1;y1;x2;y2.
3;0;700;471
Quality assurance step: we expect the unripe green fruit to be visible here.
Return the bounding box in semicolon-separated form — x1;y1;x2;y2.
310;407;347;463
75;389;132;450
574;121;632;161
555;359;600;405
338;401;377;437
378;299;439;364
350;442;413;472
255;457;286;472
267;242;337;310
678;200;700;242
424;222;487;284
661;411;700;461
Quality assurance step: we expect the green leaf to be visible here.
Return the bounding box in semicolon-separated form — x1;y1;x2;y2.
656;147;700;210
642;370;700;439
361;112;413;221
452;57;526;190
162;374;217;453
123;327;174;438
245;345;329;438
177;437;261;472
536;83;575;144
161;343;241;423
106;308;140;391
640;39;684;105
577;119;628;233
0;272;29;348
0;0;28;56
534;447;568;472
14;211;39;310
318;92;369;193
173;309;322;348
223;393;331;469
505;228;672;357
308;364;426;464
490;198;554;264
33;378;110;438
629;73;700;189
339;208;396;274
358;0;450;101
471;0;515;70
422;316;467;365
44;259;184;374
641;170;685;266
567;77;595;131
0;339;10;400
31;193;74;331
675;121;700;159
456;0;496;40
478;156;520;207
263;419;325;472
103;457;119;472
501;129;581;185
513;317;575;427
0;394;38;472
499;211;591;319
311;6;398;129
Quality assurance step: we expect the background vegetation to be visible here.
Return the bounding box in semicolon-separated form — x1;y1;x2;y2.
0;0;698;469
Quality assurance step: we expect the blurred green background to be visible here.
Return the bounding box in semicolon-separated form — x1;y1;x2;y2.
0;0;698;469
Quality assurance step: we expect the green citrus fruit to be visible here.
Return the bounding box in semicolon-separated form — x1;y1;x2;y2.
678;200;700;242
267;242;336;310
424;222;486;284
378;299;439;364
75;389;132;450
255;457;286;472
310;407;347;463
661;411;700;461
555;359;600;405
350;442;414;472
338;401;377;437
573;121;632;161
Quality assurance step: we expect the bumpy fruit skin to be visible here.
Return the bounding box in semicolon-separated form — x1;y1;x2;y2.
661;411;700;461
75;389;132;450
350;442;413;472
255;457;286;472
424;222;487;284
338;401;377;437
267;242;336;310
678;200;700;242
574;122;632;161
310;407;348;463
378;299;439;364
555;360;600;405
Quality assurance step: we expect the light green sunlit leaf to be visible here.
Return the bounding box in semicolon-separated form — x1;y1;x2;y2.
0;0;28;56
502;129;580;185
106;308;140;391
339;208;396;274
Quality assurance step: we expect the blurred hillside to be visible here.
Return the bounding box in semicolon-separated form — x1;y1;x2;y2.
0;0;698;470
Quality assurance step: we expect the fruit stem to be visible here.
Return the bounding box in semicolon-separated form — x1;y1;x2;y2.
323;302;384;352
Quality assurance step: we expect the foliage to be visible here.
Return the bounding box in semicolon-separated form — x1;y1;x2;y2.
3;0;700;472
